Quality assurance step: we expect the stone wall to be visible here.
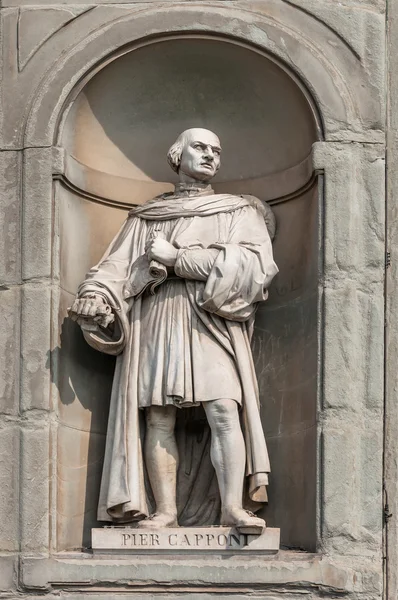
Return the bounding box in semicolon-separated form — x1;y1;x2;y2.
0;0;389;598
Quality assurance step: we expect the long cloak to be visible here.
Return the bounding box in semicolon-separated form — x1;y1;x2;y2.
77;192;278;522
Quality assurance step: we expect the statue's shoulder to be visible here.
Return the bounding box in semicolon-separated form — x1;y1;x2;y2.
240;194;276;241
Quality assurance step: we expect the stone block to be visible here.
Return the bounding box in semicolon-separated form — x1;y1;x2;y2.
92;527;280;554
24;595;336;600
17;6;93;72
20;553;355;593
284;0;385;71
23;595;342;600
313;142;385;282
0;555;17;591
360;427;383;538
385;0;398;597
22;148;53;281
20;425;50;552
321;423;383;555
322;426;358;544
0;151;21;284
0;5;142;148
20;282;51;412
0;286;20;415
0;426;19;552
322;281;384;413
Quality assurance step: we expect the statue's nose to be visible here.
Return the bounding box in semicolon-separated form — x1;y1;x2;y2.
203;149;214;161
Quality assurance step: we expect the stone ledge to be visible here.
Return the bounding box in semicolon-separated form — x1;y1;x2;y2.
20;552;357;593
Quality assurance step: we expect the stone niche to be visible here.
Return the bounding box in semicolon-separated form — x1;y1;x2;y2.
55;35;319;552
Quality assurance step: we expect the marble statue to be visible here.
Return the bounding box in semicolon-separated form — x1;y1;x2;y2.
69;128;278;534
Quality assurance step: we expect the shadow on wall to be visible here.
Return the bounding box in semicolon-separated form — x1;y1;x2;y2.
50;317;222;549
47;317;114;549
65;37;317;187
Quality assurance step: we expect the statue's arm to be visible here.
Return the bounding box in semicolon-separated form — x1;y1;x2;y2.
174;247;219;281
69;216;140;354
196;205;278;321
174;205;277;288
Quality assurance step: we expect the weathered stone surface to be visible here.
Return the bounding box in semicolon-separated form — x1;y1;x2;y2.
0;555;17;591
23;595;381;600
20;282;51;412
17;7;93;71
0;151;20;284
385;0;398;597
20;425;50;552
322;281;384;413
20;553;355;593
0;286;20;415
284;0;385;59
321;423;383;555
22;595;370;600
313;142;385;282
0;426;19;551
22;148;53;281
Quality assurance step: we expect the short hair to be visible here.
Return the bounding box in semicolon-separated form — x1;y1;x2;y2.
167;128;221;173
167;131;188;173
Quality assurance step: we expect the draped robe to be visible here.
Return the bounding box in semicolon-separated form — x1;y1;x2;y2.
77;191;278;522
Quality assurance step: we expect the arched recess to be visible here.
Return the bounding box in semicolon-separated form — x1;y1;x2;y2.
53;32;320;553
22;3;376;148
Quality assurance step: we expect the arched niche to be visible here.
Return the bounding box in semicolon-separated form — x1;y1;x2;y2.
55;35;320;551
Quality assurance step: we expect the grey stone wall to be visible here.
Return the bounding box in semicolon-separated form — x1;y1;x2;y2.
0;0;389;598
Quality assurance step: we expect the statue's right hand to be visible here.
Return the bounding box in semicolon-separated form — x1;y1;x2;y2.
68;295;115;330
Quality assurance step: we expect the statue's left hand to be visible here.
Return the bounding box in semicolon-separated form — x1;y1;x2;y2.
68;294;115;331
146;237;178;267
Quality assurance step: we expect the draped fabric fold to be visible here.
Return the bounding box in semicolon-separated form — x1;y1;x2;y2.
77;193;278;521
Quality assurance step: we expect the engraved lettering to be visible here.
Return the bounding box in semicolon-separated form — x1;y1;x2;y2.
228;533;241;547
150;533;160;546
140;533;148;546
194;533;204;546
181;534;191;546
217;533;228;546
169;534;178;546
121;533;130;546
206;534;215;545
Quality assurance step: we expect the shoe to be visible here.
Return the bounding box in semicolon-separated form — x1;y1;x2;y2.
138;512;178;529
221;507;265;535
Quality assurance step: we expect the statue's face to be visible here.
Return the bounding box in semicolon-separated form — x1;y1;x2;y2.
179;129;221;182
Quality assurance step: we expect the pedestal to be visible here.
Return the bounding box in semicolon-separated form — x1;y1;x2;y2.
92;526;280;554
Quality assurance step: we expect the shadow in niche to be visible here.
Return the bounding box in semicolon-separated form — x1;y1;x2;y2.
50;317;222;548
76;38;318;184
48;317;115;548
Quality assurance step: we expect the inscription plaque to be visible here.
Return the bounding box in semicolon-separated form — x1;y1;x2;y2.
92;527;280;554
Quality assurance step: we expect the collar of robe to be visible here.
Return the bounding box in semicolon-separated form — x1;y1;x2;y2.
172;182;214;197
129;190;250;221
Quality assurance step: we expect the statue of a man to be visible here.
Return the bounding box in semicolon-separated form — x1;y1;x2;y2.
69;128;278;533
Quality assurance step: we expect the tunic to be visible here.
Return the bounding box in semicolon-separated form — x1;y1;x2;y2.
77;189;278;522
138;218;242;408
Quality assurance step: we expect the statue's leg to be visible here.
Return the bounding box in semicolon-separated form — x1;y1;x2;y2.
140;405;179;528
203;398;265;534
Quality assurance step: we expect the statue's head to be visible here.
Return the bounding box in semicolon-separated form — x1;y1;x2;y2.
167;128;221;182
